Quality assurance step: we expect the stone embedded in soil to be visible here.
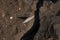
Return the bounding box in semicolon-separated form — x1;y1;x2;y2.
0;0;37;40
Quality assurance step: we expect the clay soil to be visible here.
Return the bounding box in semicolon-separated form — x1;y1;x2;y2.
0;0;38;40
0;0;60;40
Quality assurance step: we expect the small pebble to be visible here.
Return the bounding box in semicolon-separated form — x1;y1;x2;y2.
19;8;21;10
10;16;13;19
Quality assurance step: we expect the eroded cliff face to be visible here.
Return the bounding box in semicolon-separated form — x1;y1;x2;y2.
34;1;60;40
0;0;60;40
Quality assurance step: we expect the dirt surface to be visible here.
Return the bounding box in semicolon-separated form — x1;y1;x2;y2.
0;0;60;40
0;0;37;40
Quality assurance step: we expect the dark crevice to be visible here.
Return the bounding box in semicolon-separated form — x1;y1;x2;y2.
50;24;58;40
17;17;28;20
20;0;58;40
50;0;58;3
46;23;58;40
20;0;43;40
56;10;60;16
46;0;58;3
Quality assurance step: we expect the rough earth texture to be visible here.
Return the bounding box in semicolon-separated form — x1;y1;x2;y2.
0;0;37;40
0;0;60;40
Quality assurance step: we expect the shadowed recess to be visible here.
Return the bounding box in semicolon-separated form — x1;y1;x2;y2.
20;0;58;40
20;0;43;40
50;0;58;3
56;10;60;16
17;17;28;20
